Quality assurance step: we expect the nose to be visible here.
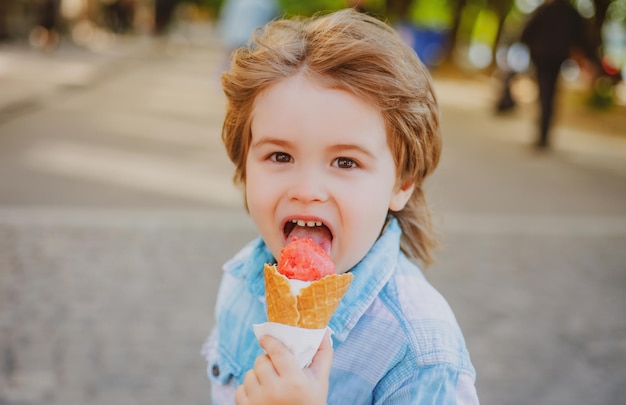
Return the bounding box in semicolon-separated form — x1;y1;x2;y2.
286;168;328;204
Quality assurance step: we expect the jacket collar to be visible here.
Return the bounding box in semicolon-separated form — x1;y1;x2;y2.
227;218;402;342
328;219;400;342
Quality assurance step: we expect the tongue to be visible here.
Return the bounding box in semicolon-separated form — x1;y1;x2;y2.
287;226;332;254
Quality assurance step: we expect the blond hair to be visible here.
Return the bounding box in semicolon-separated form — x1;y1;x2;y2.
221;9;442;267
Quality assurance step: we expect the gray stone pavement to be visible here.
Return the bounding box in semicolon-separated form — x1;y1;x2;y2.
1;22;626;404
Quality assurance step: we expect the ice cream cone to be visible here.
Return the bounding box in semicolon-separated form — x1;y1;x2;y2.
264;264;353;329
265;264;299;326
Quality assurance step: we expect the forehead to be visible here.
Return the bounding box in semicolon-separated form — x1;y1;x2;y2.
250;73;388;147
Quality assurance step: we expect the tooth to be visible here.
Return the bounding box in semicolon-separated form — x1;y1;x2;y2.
315;222;322;226
292;219;298;223
306;221;316;227
297;220;305;226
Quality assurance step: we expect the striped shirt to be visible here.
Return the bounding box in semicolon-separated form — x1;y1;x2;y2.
202;219;479;404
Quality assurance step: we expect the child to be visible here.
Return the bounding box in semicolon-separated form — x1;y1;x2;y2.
202;9;479;404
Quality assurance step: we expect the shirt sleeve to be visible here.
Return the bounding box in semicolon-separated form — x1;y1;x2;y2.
374;363;479;405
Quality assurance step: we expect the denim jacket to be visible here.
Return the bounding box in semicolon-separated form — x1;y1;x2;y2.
203;219;479;404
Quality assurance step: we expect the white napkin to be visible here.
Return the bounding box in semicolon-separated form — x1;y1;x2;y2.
253;322;330;368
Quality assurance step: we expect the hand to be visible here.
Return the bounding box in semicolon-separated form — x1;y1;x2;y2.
235;331;333;405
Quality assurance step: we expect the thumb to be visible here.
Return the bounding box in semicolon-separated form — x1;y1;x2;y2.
308;330;334;379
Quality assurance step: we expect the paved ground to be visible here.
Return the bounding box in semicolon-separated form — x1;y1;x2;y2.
0;22;625;405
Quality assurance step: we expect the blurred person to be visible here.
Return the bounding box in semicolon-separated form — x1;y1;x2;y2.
0;0;10;41
202;9;478;405
31;0;61;52
154;0;178;36
520;0;599;149
217;0;279;54
214;0;279;82
494;21;530;114
494;70;518;113
102;0;136;34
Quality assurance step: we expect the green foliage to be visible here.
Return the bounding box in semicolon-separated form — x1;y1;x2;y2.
607;0;626;22
471;7;499;46
457;2;482;43
587;76;616;109
365;0;386;14
409;0;453;30
278;0;346;16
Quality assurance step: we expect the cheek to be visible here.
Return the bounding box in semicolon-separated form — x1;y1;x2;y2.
245;175;264;213
335;188;392;272
244;156;261;197
245;168;279;219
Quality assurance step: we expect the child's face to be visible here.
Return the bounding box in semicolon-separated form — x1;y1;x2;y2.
246;73;412;274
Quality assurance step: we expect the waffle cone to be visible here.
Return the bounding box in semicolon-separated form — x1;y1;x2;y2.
264;264;353;329
265;264;299;327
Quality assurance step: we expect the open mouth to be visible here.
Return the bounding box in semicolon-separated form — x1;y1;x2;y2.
283;218;333;254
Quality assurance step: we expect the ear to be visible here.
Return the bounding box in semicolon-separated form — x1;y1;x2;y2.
389;180;415;211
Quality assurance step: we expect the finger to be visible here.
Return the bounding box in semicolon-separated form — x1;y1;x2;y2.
235;384;248;405
258;335;299;376
308;331;334;379
241;369;260;398
253;353;278;385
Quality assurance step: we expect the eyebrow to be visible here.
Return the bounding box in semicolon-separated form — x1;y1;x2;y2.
250;137;293;149
328;144;377;159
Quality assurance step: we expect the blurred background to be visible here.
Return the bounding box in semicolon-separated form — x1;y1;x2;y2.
1;0;625;95
0;0;625;404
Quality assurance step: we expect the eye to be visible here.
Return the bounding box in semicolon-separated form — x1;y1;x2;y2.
269;152;293;163
334;157;357;169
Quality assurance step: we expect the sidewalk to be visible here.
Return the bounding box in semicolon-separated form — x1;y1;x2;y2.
0;21;219;123
0;37;146;120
